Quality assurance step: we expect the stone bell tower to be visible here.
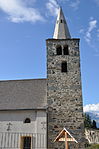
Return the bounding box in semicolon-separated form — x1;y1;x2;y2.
47;7;85;149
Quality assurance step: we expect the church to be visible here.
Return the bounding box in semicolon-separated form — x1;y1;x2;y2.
0;8;85;149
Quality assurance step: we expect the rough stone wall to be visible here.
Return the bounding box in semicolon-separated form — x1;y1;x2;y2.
85;129;99;144
47;39;85;149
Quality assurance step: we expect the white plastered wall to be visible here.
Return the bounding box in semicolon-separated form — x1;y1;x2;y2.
0;110;47;148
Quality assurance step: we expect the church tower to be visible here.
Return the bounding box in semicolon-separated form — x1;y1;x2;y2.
47;8;85;149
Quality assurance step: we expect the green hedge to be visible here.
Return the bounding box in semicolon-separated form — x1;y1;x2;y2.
86;144;99;149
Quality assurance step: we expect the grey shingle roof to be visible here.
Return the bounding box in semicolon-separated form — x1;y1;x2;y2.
0;79;47;110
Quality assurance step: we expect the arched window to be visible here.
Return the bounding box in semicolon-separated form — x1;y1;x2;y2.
61;62;67;72
24;118;31;123
63;45;69;55
56;45;62;55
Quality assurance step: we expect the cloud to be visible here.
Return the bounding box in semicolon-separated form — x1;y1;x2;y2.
23;0;36;6
84;103;99;112
79;28;84;34
84;103;99;127
70;0;80;10
46;0;59;17
85;19;97;43
0;0;44;23
97;29;99;38
94;0;99;6
46;0;80;16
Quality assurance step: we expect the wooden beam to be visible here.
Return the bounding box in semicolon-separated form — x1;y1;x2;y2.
65;132;68;149
58;137;76;142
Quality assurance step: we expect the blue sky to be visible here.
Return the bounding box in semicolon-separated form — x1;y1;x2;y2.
0;0;99;110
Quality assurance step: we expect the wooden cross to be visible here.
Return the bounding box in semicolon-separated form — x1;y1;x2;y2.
54;128;78;149
65;131;68;149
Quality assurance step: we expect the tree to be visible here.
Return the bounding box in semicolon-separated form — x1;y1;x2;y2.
84;113;92;128
92;120;97;129
84;113;97;129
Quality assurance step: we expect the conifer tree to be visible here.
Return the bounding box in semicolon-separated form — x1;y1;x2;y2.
84;113;92;128
92;120;97;129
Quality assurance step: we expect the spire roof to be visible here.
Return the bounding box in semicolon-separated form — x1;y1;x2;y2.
53;7;71;39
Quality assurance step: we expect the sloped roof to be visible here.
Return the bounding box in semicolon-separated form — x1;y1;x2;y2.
54;128;78;143
0;79;47;110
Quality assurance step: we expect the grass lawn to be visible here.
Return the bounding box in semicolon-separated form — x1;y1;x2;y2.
86;144;99;149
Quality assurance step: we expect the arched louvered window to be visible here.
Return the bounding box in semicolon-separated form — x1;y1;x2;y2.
56;45;62;55
63;45;69;55
24;118;31;123
61;62;67;72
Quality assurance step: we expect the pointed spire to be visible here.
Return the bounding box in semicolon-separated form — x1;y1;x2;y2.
53;7;71;39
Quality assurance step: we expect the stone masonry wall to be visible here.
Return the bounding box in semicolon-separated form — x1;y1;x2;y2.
47;39;85;149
